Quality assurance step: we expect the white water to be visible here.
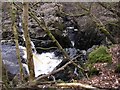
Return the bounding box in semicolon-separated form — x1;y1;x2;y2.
19;46;62;77
18;19;62;77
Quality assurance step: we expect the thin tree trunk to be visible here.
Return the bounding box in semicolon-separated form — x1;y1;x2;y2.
0;3;2;87
22;2;35;81
11;3;24;82
0;45;2;89
2;62;11;89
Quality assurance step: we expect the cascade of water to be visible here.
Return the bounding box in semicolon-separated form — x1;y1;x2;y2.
17;15;62;77
67;26;78;47
17;15;37;53
19;46;62;77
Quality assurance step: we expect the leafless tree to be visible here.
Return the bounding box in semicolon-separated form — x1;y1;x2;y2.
11;3;24;82
22;2;35;81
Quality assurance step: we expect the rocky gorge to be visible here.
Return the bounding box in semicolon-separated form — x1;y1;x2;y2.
1;2;120;89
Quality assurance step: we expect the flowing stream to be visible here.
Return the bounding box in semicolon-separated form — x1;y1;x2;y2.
2;16;63;77
17;17;63;77
2;15;88;79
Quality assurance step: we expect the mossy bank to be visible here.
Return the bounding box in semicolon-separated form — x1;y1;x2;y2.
85;45;112;76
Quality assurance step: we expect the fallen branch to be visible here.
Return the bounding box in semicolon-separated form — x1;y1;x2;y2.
17;54;82;87
57;83;99;90
34;54;83;81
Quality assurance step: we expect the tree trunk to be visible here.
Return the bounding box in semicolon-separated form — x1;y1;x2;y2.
0;44;2;89
22;2;35;81
11;3;24;82
0;2;2;86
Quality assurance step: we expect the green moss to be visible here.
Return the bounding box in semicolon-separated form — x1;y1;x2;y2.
88;46;112;64
84;46;112;77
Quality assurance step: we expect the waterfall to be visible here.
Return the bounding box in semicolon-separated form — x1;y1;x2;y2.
67;26;78;47
19;46;62;77
17;15;62;77
17;15;37;54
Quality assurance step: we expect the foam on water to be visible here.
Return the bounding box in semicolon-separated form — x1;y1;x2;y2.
20;46;62;77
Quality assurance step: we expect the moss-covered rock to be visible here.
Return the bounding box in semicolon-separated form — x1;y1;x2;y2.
84;46;112;76
88;46;112;64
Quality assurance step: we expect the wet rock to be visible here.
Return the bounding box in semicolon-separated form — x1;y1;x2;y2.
74;27;105;50
2;31;13;40
1;40;15;46
54;48;87;81
2;44;27;79
65;48;77;58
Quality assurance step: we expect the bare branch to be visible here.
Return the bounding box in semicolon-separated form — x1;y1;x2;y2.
56;4;89;17
98;2;120;18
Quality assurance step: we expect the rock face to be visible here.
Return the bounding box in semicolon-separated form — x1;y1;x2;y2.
74;27;105;50
2;44;27;80
2;3;107;52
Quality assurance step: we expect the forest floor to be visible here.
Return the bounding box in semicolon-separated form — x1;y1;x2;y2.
79;44;120;89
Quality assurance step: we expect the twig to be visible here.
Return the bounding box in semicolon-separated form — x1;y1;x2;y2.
105;21;120;28
30;2;40;8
